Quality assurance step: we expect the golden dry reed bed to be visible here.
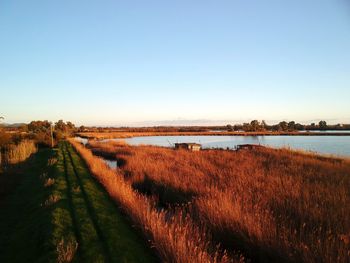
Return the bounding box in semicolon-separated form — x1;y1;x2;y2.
87;140;350;263
68;138;236;263
0;140;37;165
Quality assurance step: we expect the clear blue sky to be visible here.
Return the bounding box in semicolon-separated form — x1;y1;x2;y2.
1;0;350;126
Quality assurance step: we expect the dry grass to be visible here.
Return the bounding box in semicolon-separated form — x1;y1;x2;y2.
47;157;58;166
1;140;37;165
88;140;350;263
56;238;78;263
68;138;235;263
44;178;55;187
72;186;80;193
42;194;60;207
40;172;48;180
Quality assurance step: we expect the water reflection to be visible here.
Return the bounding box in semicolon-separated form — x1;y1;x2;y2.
74;137;118;169
103;159;118;170
74;137;88;146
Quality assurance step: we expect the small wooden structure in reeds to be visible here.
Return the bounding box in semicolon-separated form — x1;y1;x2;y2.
174;143;201;151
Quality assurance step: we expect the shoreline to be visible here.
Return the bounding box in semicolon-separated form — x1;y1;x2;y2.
76;131;350;139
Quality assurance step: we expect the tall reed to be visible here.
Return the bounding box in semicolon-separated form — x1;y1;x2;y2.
88;141;350;263
68;138;235;263
1;140;37;165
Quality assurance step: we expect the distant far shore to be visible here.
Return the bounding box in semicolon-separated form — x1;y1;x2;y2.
76;130;350;139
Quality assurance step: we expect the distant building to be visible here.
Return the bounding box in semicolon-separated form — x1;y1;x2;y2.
175;143;201;151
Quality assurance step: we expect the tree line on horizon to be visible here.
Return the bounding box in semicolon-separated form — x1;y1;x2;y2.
226;119;348;132
77;120;350;133
0;120;76;148
1;118;350;135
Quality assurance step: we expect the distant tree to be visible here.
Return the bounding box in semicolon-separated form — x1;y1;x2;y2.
226;124;233;131
54;120;76;139
288;121;296;131
78;125;86;132
55;120;67;132
278;121;288;131
319;120;327;130
0;116;3;131
250;120;260;131
26;120;52;146
26;120;75;146
242;123;251;132
28;120;51;133
261;120;267;130
233;124;242;131
241;120;266;132
295;123;305;130
343;124;350;130
335;123;343;130
66;121;75;130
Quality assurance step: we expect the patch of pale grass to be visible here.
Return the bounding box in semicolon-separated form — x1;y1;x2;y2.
47;157;58;166
42;194;60;207
44;178;55;187
56;238;78;263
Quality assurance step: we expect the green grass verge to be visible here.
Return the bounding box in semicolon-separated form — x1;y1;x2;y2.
0;142;157;262
51;145;79;263
61;143;105;262
64;142;157;263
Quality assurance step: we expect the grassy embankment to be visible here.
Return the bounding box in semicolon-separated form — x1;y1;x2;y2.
87;140;350;263
77;131;350;139
0;142;158;262
53;141;158;262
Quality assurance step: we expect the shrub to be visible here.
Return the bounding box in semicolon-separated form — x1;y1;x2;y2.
1;140;37;165
44;178;55;187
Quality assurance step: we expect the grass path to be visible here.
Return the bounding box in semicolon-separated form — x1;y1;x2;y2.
59;141;157;262
0;143;157;262
62;143;106;262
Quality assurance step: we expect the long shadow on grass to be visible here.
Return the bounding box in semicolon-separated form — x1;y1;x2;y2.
199;220;293;263
69;144;160;263
132;174;293;263
65;143;113;263
61;146;83;260
132;174;196;209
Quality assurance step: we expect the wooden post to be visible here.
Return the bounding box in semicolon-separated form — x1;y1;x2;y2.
0;117;3;166
50;124;54;148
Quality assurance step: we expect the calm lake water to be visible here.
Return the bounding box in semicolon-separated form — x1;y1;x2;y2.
299;130;350;133
74;137;118;169
116;135;350;157
103;159;118;170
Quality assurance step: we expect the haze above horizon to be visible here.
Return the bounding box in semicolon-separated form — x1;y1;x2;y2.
1;0;350;126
